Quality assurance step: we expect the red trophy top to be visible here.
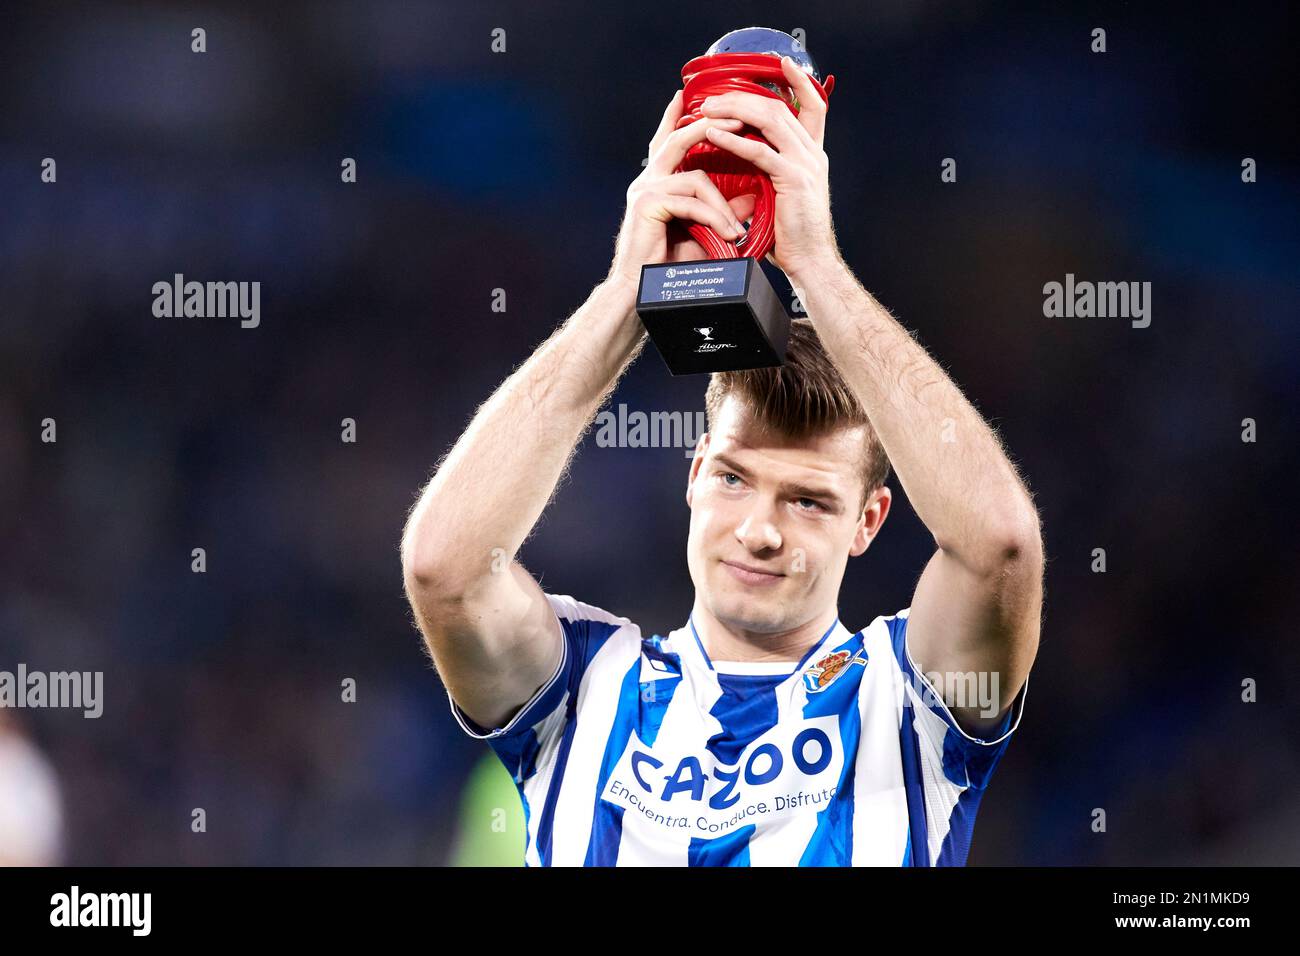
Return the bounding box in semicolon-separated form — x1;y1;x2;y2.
674;29;835;263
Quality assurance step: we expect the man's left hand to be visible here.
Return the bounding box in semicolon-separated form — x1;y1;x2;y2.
699;54;839;281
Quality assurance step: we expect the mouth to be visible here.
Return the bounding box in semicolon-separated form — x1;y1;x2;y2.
720;559;785;587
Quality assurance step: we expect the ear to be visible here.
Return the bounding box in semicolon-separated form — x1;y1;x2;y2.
686;432;710;507
849;486;891;557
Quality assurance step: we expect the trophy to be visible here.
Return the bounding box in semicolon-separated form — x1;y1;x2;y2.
636;27;835;376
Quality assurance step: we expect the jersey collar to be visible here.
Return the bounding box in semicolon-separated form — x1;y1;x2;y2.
682;611;848;674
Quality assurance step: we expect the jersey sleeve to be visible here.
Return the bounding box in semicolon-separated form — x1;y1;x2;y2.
885;609;1028;791
445;593;638;778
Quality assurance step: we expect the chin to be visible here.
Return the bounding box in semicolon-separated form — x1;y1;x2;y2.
709;587;785;633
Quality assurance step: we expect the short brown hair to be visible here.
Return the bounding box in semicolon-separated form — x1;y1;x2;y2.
704;319;891;510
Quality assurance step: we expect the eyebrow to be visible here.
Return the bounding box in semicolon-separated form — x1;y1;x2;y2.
711;452;845;508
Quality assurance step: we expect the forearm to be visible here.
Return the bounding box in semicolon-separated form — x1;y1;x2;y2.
401;276;644;589
791;256;1038;568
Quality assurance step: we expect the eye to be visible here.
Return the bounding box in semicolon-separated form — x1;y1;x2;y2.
720;472;743;487
795;497;824;512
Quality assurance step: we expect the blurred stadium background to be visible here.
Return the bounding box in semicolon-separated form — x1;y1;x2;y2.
1;1;1297;864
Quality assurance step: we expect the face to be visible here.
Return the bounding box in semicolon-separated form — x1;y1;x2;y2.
685;396;891;636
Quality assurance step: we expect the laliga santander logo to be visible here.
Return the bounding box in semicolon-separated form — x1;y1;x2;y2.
802;648;869;693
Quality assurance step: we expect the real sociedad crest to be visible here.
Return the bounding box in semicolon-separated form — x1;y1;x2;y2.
802;648;868;693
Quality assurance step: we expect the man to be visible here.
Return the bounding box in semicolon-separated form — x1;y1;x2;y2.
0;715;64;866
402;55;1043;866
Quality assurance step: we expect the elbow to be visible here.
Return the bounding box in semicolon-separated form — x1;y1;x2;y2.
943;503;1043;578
402;553;439;595
402;552;472;616
994;504;1043;572
401;522;500;603
400;519;451;595
401;554;459;602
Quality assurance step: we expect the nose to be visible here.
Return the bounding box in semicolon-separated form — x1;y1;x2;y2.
734;499;782;553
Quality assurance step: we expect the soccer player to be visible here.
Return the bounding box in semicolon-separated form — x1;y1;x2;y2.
402;56;1043;866
0;715;64;866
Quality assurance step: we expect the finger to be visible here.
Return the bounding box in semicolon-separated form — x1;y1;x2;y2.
781;55;827;147
699;90;815;159
638;192;746;241
658;169;745;235
727;192;757;225
647;90;684;158
703;127;793;179
647;116;743;177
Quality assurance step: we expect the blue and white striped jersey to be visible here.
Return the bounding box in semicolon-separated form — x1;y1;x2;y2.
449;593;1028;866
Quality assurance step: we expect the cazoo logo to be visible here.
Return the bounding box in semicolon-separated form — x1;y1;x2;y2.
601;716;843;835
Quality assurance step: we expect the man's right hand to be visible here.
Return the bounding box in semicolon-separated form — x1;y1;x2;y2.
607;90;759;286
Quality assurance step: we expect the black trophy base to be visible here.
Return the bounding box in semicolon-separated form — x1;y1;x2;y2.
636;257;791;375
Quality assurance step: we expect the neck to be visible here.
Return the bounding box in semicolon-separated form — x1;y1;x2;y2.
689;598;839;664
